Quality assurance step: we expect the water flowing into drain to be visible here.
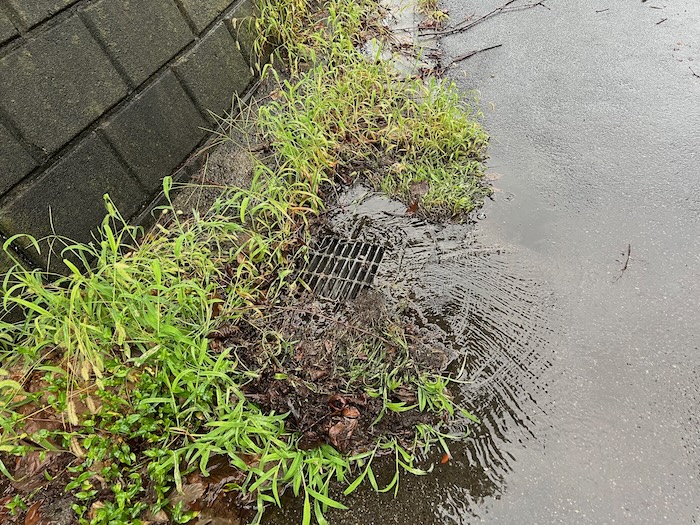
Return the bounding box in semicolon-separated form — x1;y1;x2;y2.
300;238;384;301
330;185;555;520
270;185;556;523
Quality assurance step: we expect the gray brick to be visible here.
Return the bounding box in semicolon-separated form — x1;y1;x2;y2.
0;247;18;276
83;0;193;86
4;0;78;29
0;16;127;154
0;242;29;281
102;72;207;192
173;23;252;121
0;11;17;44
0;123;37;194
178;0;234;32
0;134;145;268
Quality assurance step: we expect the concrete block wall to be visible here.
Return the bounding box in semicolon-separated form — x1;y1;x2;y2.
0;0;261;271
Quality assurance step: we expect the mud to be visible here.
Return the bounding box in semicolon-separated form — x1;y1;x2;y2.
218;290;448;456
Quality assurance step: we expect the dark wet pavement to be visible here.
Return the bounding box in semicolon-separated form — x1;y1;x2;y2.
265;1;700;523
436;0;700;522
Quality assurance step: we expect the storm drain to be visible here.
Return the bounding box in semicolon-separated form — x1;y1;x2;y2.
301;238;385;301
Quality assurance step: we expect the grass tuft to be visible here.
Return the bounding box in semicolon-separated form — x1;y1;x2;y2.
255;3;490;221
0;0;488;523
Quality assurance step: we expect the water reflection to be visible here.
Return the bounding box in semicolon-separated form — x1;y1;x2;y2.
340;188;553;517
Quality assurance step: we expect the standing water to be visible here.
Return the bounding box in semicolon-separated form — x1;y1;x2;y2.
266;0;700;522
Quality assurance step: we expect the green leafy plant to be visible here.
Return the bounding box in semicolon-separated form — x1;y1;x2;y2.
0;0;488;522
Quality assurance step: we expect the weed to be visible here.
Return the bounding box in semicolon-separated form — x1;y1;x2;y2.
255;29;489;221
0;0;489;522
0;177;468;523
4;495;27;516
417;0;449;23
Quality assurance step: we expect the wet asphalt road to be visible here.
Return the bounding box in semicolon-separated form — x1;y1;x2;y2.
265;1;700;523
440;0;700;522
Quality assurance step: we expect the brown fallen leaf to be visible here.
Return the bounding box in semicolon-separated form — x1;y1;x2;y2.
298;431;325;450
308;368;328;381
209;325;239;340
169;481;206;512
341;406;360;419
328;394;346;413
88;502;105;523
409;180;430;200
393;386;417;403
328;417;358;452
24;500;43;525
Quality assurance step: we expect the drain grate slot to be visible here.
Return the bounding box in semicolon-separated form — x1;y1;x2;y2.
302;238;384;301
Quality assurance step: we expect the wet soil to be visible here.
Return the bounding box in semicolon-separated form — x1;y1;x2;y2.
213;289;448;456
0;452;76;525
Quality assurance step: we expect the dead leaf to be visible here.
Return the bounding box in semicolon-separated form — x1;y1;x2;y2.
328;417;358;452
409;180;430;200
169;481;206;511
328;395;346;412
88;502;105;522
341;406;360;419
393;386;417;403
143;509;170;523
298;431;324;450
308;368;328;381
24;500;43;525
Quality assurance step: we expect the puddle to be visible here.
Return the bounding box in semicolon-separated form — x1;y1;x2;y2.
265;185;556;522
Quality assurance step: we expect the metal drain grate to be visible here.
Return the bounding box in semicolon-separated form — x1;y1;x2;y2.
301;238;385;300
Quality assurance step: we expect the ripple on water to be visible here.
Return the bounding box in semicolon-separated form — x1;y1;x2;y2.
264;186;557;524
327;186;557;521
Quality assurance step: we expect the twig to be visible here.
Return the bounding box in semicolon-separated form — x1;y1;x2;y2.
690;67;700;79
613;243;631;282
656;17;667;24
442;44;503;71
596;8;609;13
422;0;548;38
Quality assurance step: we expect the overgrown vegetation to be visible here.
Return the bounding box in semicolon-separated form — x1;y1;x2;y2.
254;0;489;220
0;0;489;523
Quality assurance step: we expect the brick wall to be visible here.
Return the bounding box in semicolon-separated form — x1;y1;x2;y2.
0;0;261;271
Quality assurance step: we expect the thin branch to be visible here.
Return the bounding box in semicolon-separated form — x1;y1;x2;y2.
422;0;548;38
441;44;503;72
656;17;667;24
690;67;700;79
613;243;631;282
